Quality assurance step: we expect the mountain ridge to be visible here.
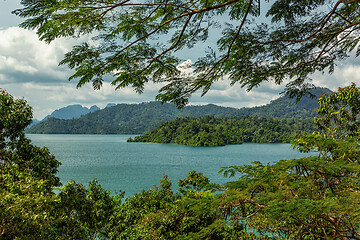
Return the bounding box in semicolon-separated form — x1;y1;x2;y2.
26;87;332;134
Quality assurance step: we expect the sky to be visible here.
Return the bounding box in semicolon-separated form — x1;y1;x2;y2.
1;1;359;120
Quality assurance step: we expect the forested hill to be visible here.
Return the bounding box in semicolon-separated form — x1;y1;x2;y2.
26;88;331;134
238;87;332;118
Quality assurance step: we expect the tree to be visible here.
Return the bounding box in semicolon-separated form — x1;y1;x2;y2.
219;84;360;239
0;89;61;189
106;173;264;239
0;90;116;239
315;82;360;137
1;89;59;238
14;0;360;106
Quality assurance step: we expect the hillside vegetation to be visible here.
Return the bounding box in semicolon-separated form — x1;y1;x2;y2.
27;88;331;134
127;116;316;146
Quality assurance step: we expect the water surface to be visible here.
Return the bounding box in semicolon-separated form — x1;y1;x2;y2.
28;134;311;197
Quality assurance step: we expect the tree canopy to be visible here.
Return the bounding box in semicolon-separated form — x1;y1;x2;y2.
14;0;360;105
0;89;118;239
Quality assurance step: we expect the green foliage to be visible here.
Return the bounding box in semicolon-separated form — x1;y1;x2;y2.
128;116;316;146
0;165;57;239
219;84;360;239
48;180;116;240
27;88;329;134
315;83;360;137
0;90;116;239
14;0;356;104
178;171;211;193
107;174;267;240
0;89;61;188
0;89;60;238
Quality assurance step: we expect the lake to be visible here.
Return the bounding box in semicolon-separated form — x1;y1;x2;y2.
28;134;312;198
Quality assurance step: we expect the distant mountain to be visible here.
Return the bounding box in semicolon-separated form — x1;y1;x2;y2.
105;103;116;108
90;105;100;112
26;87;332;134
42;104;100;121
26;119;41;129
236;87;332;119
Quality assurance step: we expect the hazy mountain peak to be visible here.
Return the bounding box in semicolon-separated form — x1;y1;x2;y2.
90;105;100;112
42;104;100;121
106;103;116;108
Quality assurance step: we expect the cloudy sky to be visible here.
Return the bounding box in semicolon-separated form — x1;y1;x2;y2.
1;2;359;120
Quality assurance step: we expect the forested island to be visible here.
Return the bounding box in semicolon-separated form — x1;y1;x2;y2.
127;116;316;146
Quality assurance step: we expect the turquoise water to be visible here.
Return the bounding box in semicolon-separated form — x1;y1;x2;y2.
28;134;311;197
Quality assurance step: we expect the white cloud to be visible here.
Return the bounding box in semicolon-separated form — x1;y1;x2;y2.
311;62;360;91
178;61;285;108
190;79;282;109
0;27;76;83
333;65;360;85
0;55;38;74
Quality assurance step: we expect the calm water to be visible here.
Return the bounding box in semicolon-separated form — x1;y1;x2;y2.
28;134;311;197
